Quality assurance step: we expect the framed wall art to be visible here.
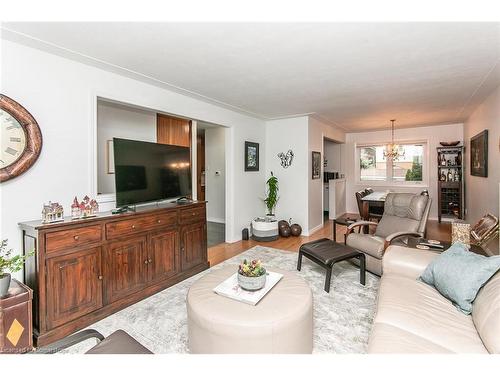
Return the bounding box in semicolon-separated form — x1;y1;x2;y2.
470;130;488;177
245;141;259;171
312;151;321;179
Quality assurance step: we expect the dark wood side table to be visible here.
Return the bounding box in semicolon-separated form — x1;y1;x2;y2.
0;279;33;354
332;217;359;242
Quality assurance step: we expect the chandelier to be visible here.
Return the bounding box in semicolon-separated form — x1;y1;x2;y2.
383;119;405;161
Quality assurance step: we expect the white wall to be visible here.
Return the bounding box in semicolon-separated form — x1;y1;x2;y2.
464;85;500;254
324;141;343;173
97;100;156;195
0;40;267;280
265;117;309;232
205;127;226;223
308;117;346;233
344;123;464;219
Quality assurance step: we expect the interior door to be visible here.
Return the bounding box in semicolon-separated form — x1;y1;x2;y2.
104;236;148;304
46;246;103;329
181;222;207;271
148;230;179;284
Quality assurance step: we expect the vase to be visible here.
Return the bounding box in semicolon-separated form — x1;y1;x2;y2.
237;272;267;291
0;273;11;298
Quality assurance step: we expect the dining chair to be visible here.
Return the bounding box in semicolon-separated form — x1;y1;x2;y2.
364;188;384;219
355;190;368;219
356;189;382;221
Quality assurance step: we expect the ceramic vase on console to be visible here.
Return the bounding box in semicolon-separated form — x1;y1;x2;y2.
0;273;11;298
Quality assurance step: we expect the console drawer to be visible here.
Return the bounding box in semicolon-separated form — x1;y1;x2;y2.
180;206;206;224
46;225;102;253
106;212;177;239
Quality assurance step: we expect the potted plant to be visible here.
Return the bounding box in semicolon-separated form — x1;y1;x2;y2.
0;240;33;297
237;259;267;291
264;172;279;217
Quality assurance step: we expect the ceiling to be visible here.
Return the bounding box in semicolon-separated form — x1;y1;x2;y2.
2;22;500;132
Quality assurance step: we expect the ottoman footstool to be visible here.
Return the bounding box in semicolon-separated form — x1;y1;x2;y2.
298;238;366;292
187;266;313;354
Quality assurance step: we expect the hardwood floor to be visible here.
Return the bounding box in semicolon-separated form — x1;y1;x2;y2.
207;213;452;267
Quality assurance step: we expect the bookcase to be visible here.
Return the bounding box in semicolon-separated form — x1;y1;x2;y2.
437;146;465;222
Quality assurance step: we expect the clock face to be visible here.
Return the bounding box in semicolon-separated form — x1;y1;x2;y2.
1;108;27;168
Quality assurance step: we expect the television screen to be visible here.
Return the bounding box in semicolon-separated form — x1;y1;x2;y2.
113;138;191;207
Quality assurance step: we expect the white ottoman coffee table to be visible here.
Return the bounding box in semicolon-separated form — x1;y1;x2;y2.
187;266;313;354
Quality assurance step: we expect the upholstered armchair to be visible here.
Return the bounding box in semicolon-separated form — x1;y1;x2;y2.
345;193;432;276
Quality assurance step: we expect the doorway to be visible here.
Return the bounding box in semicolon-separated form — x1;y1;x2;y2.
323;137;346;224
197;122;226;247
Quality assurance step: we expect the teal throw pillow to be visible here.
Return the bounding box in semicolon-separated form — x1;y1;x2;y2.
419;242;500;314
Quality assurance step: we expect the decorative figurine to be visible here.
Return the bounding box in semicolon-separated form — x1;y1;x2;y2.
41;201;64;223
71;196;80;219
280;226;291;237
290;223;302;236
71;195;99;220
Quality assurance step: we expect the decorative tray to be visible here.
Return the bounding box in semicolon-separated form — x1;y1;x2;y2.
213;271;283;305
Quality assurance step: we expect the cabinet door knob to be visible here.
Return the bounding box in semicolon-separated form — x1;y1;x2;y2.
132;225;136;229
144;260;148;264
98;275;103;280
157;220;161;224
148;258;153;263
192;212;196;216
181;246;184;252
74;235;79;240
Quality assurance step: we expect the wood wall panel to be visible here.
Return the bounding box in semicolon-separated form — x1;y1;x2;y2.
157;114;191;147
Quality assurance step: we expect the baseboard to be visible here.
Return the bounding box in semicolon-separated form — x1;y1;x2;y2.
305;223;323;236
207;217;225;224
333;211;346;219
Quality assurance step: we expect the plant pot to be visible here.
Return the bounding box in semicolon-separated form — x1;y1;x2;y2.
0;273;11;298
237;272;267;291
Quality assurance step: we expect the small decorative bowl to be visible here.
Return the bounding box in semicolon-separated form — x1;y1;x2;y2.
439;141;460;147
237;271;267;291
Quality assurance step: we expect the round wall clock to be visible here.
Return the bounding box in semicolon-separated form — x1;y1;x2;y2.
0;94;42;182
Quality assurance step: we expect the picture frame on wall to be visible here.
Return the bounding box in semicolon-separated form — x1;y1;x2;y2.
470;130;488;177
245;141;259;171
312;151;321;179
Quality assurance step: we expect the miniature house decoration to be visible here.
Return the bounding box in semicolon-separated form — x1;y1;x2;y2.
41;201;64;223
71;195;99;220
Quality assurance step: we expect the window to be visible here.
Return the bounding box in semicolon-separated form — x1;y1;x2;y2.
358;142;426;184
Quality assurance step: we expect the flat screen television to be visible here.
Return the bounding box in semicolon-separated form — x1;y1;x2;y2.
113;138;191;207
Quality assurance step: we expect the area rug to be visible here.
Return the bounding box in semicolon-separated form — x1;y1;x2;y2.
63;246;380;354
